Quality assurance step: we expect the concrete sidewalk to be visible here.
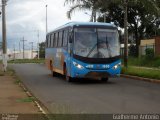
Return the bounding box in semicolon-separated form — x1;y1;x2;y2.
0;64;40;113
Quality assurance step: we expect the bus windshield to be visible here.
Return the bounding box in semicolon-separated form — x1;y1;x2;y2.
74;28;120;58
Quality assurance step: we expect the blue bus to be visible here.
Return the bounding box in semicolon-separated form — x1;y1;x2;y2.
45;22;121;82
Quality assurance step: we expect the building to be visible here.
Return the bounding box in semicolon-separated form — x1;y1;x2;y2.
8;50;37;60
139;36;160;56
0;49;37;60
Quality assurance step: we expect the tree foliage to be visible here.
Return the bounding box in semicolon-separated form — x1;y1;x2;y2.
98;0;160;56
64;0;107;21
64;0;160;56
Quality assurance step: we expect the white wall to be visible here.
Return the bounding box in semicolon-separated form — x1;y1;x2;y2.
8;50;37;60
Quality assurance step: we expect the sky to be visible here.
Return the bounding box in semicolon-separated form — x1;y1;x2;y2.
0;0;90;51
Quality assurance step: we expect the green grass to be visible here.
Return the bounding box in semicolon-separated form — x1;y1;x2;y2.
16;97;35;103
122;66;160;80
14;79;21;84
8;58;45;64
128;56;160;68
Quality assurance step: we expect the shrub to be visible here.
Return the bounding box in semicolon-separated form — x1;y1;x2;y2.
145;48;154;58
129;45;137;56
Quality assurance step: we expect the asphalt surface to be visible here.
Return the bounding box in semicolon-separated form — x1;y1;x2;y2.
11;64;160;114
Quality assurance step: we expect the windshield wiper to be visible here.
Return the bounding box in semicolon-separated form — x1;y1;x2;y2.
86;36;112;58
86;41;104;57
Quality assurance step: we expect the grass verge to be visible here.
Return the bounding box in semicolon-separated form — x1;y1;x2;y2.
16;97;36;103
122;66;160;80
8;59;45;64
128;56;160;68
0;66;16;76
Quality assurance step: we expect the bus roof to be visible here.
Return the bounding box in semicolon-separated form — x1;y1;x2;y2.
48;22;116;35
62;22;116;27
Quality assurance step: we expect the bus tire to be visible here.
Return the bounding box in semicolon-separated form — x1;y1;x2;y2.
65;67;72;82
101;77;109;82
52;71;57;77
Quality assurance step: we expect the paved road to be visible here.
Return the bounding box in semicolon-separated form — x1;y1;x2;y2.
11;64;160;114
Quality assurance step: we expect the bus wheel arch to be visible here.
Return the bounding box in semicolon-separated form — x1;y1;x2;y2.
63;63;72;82
50;60;53;70
50;60;56;77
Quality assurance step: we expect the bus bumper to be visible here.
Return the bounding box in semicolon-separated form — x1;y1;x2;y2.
70;60;121;79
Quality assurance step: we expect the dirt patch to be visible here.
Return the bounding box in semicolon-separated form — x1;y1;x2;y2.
0;64;40;113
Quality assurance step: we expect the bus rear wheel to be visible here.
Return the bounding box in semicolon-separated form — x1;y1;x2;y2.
50;62;56;77
101;77;109;82
65;68;72;82
52;71;57;77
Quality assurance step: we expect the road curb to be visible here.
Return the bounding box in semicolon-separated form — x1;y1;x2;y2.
121;74;160;84
18;82;52;119
19;83;48;113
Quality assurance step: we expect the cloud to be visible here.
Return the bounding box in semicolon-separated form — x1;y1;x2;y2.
0;0;90;50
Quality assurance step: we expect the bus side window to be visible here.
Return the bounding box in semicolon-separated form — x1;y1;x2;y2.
51;33;54;48
63;30;68;47
50;35;52;48
62;30;64;47
52;33;55;47
48;34;51;48
46;36;48;48
54;32;58;47
58;31;63;47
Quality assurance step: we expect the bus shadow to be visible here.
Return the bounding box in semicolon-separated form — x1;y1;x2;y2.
47;73;116;85
71;78;115;85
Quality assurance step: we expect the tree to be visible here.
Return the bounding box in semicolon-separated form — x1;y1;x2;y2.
39;42;45;58
64;0;105;22
98;0;160;56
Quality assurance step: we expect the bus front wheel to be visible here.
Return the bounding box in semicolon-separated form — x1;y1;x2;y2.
65;68;72;82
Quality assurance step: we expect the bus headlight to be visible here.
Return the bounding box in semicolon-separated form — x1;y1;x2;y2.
73;62;84;69
112;63;121;70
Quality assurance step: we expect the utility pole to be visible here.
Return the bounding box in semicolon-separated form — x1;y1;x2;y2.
124;0;128;68
46;5;48;35
29;42;33;59
93;10;96;22
37;30;40;59
1;0;7;72
21;37;27;59
13;43;15;60
104;12;106;23
19;41;21;53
